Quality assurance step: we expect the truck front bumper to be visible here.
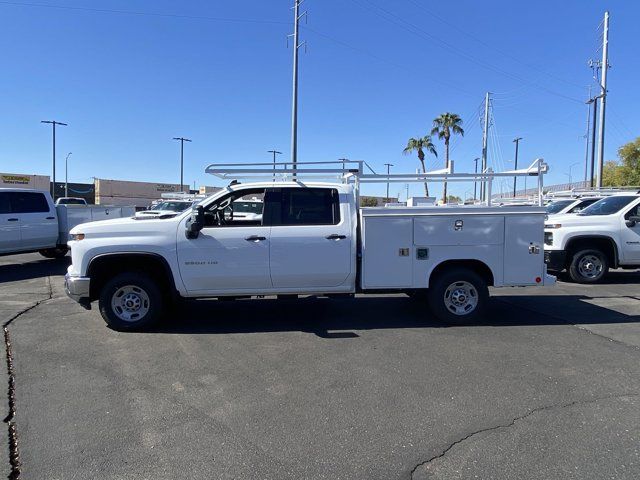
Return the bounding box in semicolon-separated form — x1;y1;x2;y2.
64;273;91;309
544;250;566;272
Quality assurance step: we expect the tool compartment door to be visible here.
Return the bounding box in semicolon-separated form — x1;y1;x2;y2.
503;215;544;285
361;216;413;288
413;215;504;246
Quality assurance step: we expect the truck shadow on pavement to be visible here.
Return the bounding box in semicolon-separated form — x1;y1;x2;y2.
0;257;70;283
149;293;640;337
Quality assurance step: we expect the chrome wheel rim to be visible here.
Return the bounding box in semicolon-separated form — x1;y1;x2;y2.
443;281;478;316
111;285;150;322
577;254;603;279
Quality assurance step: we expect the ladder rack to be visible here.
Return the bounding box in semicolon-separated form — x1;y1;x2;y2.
204;158;548;207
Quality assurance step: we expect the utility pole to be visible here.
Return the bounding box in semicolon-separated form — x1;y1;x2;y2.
473;157;479;200
41;120;67;201
512;137;522;197
289;0;306;176
173;137;192;192
65;152;72;197
596;11;609;188
384;163;393;201
583;86;592;185
588;95;600;188
480;92;490;202
268;149;282;181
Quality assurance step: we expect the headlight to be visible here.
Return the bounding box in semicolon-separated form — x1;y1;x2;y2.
69;233;85;241
544;224;562;229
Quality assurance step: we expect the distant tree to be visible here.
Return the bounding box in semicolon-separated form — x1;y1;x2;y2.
602;137;640;186
431;113;464;203
447;195;462;204
403;136;437;196
360;196;379;207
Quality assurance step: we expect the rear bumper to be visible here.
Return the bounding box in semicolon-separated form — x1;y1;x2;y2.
64;273;91;307
544;250;566;272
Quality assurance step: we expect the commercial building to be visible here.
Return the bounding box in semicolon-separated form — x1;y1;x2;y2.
1;172;50;191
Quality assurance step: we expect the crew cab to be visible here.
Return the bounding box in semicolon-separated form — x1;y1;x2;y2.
0;188;134;259
544;193;640;283
65;180;554;331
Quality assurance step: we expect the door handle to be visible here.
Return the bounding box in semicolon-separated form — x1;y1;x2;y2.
46;216;55;220
325;234;346;240
245;235;266;242
7;218;18;222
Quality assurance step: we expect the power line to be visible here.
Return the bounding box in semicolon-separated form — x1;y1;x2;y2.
403;0;586;89
0;1;289;25
349;0;584;104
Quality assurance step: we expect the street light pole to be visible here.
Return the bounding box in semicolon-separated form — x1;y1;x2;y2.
65;152;72;197
173;137;192;192
567;162;579;189
268;149;282;181
512;137;522;197
384;163;393;201
41;120;67;201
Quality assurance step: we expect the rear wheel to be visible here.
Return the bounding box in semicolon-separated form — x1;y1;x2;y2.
568;249;608;283
39;246;69;259
99;272;163;331
427;268;488;323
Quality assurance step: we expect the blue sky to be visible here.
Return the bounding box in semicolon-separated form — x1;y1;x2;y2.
0;0;637;199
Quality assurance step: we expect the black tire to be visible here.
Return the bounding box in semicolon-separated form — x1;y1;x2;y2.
39;246;69;259
98;271;163;331
427;268;489;323
568;249;608;284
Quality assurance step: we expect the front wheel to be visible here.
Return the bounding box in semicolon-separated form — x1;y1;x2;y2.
568;249;608;283
427;268;488;323
98;272;163;331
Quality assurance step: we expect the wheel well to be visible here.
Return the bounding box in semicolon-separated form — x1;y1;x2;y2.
87;253;176;301
565;237;618;268
428;260;494;287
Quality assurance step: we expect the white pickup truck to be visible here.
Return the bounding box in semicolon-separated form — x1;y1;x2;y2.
64;173;555;330
544;192;640;283
0;188;134;259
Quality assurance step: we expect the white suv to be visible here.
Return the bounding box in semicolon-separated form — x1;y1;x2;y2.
544;193;640;283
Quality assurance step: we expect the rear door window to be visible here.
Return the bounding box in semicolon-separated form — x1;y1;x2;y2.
10;192;50;213
270;188;340;226
0;193;11;214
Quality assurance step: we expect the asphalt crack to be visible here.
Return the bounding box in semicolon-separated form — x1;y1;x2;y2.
409;393;640;479
3;276;52;480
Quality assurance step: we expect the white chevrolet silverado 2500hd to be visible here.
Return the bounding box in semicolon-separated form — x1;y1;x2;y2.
544;193;640;283
65;180;555;330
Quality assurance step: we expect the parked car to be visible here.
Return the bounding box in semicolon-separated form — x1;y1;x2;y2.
0;188;134;258
544;193;640;283
545;197;601;216
134;200;194;218
65;178;554;331
55;197;88;205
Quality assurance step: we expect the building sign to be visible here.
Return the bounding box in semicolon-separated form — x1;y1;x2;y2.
2;175;31;185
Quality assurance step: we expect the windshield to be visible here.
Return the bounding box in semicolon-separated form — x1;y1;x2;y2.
59;198;85;205
546;200;574;214
578;196;637;216
233;201;263;214
151;201;192;212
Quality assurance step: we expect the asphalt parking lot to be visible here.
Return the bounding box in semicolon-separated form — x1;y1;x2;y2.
1;253;639;479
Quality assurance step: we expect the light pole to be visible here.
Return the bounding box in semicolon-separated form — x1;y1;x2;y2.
512;137;522;197
268;149;282;181
473;157;479;200
65;152;72;197
41;120;67;201
566;162;579;189
384;163;393;201
173;137;192;192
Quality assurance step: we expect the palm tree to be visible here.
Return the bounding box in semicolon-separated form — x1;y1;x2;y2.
431;113;464;203
403;136;437;196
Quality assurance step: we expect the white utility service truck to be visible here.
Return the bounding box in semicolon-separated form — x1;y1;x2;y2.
0;188;134;258
544;192;640;283
64;160;555;330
